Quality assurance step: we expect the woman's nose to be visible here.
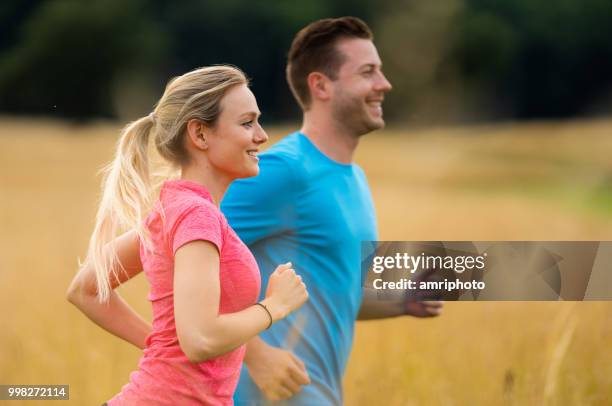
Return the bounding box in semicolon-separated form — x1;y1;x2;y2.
255;124;268;144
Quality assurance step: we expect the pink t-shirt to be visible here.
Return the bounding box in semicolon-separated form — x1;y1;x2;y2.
107;180;261;406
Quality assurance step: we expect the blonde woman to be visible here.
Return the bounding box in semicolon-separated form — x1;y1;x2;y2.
66;66;308;405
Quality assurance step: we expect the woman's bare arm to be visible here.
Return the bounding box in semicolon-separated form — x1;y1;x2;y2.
174;240;307;363
66;231;152;349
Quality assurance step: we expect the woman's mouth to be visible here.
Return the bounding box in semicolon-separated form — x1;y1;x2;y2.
246;149;259;161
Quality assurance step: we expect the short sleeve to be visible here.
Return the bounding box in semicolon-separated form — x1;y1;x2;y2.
221;153;298;246
171;203;224;255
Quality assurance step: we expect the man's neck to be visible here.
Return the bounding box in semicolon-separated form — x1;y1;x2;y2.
300;112;360;164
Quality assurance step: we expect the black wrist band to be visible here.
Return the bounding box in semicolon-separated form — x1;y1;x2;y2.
255;302;273;329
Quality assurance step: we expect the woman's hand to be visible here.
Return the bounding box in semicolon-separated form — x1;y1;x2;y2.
261;263;308;322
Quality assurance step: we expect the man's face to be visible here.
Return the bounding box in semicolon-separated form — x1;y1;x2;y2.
329;38;392;136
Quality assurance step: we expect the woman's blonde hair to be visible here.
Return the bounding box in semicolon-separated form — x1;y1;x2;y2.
85;65;248;302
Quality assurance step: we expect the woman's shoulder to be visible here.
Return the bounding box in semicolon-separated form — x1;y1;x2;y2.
141;181;226;243
164;198;224;238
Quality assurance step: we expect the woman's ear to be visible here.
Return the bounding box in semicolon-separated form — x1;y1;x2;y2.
186;118;209;150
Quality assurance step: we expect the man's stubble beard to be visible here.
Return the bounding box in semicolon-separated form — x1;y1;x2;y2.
331;91;384;138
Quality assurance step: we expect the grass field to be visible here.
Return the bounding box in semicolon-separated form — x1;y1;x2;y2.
1;117;611;405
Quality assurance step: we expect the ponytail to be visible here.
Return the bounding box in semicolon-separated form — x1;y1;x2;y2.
85;114;154;303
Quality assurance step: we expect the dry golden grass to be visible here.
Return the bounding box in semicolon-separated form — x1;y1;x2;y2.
0;117;611;405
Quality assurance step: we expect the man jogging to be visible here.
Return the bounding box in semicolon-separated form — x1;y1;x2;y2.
222;17;443;405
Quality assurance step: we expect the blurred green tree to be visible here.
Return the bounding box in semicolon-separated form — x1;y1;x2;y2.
377;0;612;123
1;0;611;121
0;0;167;118
0;0;376;120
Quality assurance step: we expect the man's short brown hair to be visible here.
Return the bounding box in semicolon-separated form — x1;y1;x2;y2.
286;17;373;110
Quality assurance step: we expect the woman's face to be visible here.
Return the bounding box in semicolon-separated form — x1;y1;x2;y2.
206;84;268;179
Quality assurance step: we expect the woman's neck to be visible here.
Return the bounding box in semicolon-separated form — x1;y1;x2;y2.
180;163;231;208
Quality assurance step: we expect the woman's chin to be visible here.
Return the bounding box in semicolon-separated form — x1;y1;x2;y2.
236;166;259;179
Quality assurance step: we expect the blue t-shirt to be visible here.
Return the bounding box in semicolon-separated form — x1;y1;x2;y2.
222;132;378;406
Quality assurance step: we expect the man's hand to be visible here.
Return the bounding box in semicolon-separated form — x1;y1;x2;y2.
245;340;311;401
359;268;447;320
404;300;444;318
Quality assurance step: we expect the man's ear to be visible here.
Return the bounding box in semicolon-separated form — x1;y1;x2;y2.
185;118;209;150
307;72;333;103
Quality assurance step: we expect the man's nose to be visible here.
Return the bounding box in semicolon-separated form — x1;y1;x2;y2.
376;72;392;93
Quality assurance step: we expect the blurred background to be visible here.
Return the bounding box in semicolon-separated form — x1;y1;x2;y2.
1;0;612;404
2;0;612;123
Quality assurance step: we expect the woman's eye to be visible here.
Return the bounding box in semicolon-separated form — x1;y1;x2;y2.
242;121;254;128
